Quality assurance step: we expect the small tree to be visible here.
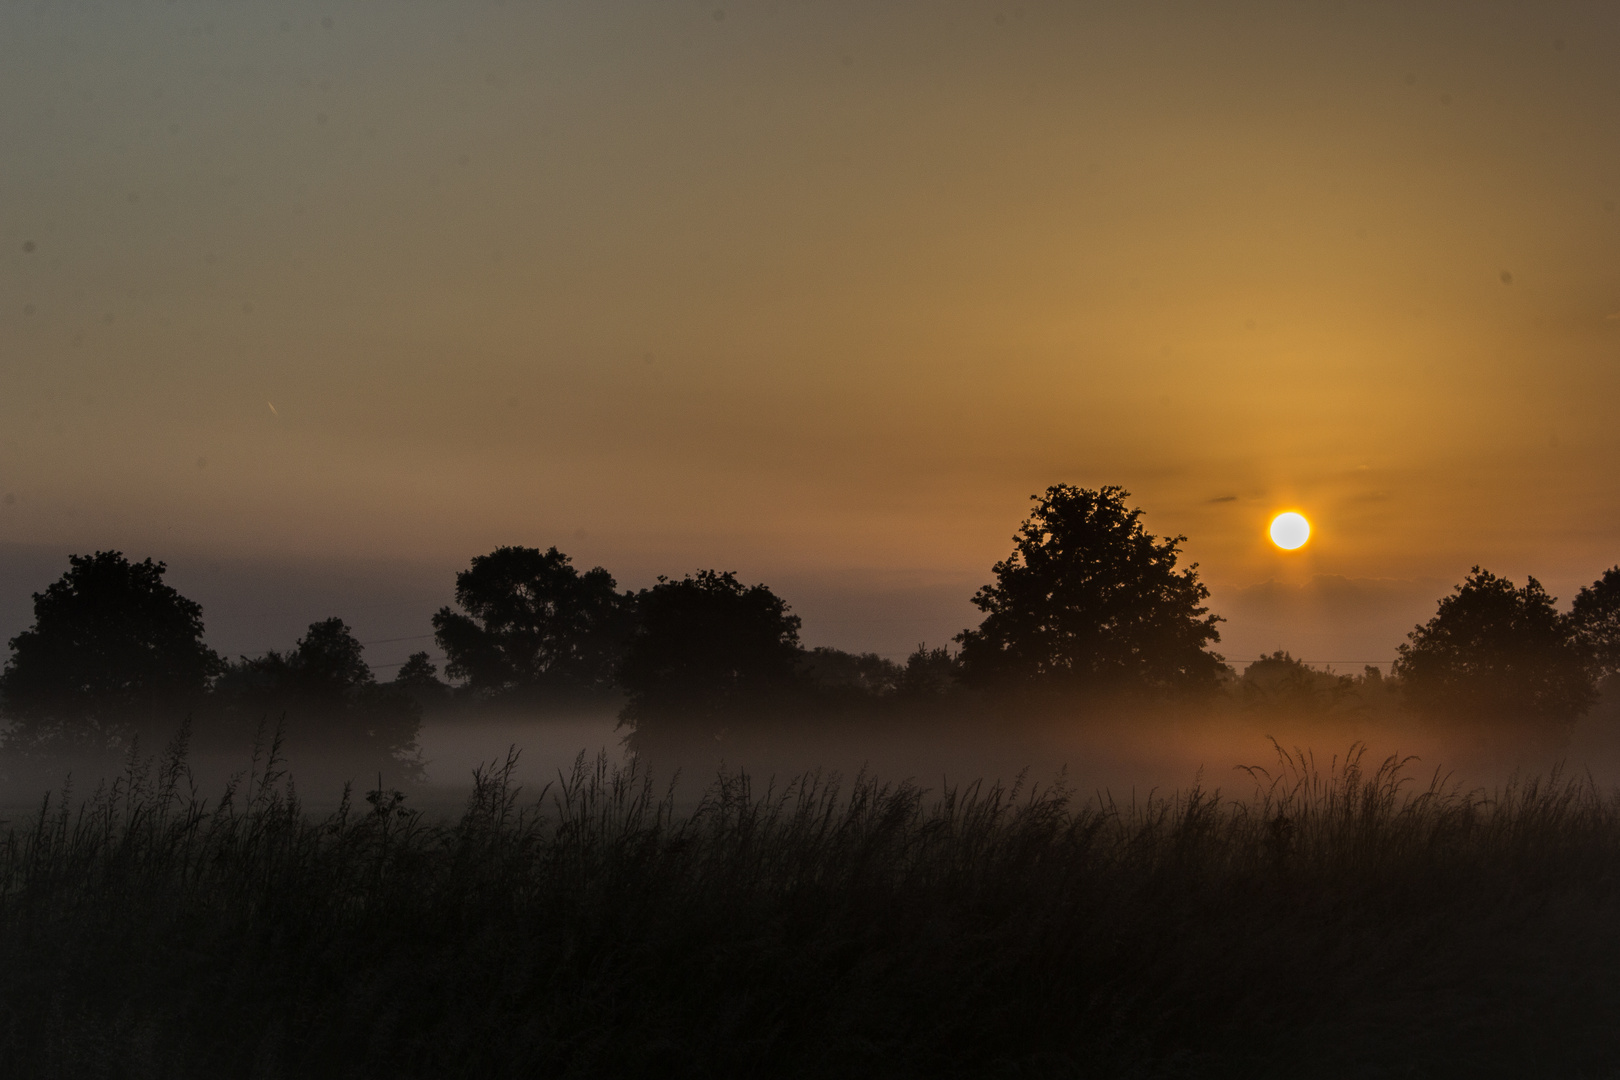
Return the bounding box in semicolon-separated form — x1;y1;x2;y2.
432;546;633;702
956;485;1224;692
392;651;451;709
1396;567;1595;723
0;551;221;751
618;570;803;727
896;644;960;700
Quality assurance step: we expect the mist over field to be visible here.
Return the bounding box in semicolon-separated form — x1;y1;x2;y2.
9;667;1620;821
414;692;1620;809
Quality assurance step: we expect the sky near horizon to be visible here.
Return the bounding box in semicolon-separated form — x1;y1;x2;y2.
2;1;1618;671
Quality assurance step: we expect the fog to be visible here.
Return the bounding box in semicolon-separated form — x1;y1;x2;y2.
10;692;1617;825
629;700;1620;800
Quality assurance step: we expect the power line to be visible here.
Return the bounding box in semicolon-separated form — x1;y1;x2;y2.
1238;659;1396;666
362;645;1396;672
361;628;437;647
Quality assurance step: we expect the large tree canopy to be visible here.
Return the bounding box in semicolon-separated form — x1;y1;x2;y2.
618;570;803;725
432;546;633;701
1396;567;1595;723
956;485;1224;692
0;551;221;749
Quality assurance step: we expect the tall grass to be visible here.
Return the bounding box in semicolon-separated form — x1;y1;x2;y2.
1;733;1618;1078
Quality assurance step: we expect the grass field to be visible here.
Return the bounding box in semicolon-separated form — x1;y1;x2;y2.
1;729;1618;1078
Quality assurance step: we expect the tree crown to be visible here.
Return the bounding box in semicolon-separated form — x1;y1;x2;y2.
0;551;220;745
956;485;1223;691
1396;566;1595;722
619;570;802;723
432;545;631;698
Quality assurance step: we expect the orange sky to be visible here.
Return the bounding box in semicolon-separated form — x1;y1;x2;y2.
2;1;1618;670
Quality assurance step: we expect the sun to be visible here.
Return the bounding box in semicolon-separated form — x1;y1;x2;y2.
1269;512;1310;550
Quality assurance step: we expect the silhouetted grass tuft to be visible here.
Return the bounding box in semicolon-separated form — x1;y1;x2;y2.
2;734;1619;1078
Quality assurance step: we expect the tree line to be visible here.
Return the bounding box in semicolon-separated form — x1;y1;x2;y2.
5;485;1620;774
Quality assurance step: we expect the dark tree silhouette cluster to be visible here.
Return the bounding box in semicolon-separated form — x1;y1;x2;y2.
0;554;420;778
214;617;423;776
1238;650;1354;716
7;489;1620;766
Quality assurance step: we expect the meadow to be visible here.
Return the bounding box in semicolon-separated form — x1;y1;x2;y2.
1;728;1618;1078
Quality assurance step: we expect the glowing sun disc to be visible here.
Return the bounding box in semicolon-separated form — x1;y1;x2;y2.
1269;512;1310;550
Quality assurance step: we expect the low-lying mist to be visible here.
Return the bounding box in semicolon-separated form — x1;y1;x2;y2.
11;692;1618;823
616;694;1620;811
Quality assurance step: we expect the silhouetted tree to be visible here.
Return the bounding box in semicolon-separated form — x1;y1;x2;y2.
432;546;633;703
956;485;1224;693
392;651;451;709
0;551;221;751
619;571;803;727
1571;567;1620;681
216;618;422;778
1396;567;1595;723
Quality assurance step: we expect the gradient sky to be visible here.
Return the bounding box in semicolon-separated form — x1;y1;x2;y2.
2;1;1618;673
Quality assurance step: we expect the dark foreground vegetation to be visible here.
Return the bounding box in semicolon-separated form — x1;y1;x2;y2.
2;738;1618;1079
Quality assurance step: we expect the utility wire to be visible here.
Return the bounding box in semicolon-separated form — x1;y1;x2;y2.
1238;659;1395;665
359;633;436;646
